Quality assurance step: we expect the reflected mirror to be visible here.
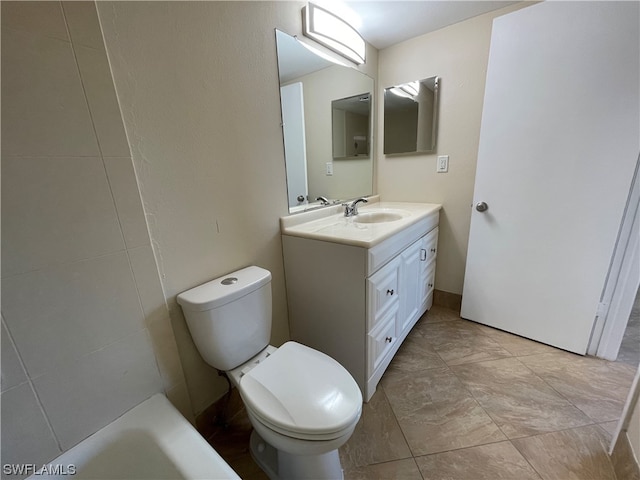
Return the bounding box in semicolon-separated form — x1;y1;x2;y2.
275;29;374;213
383;76;440;155
332;93;370;159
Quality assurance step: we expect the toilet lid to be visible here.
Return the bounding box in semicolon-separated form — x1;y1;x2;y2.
239;342;362;438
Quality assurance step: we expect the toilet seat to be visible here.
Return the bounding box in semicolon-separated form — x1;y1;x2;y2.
238;342;362;441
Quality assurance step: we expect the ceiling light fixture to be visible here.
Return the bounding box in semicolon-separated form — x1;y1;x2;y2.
302;3;366;65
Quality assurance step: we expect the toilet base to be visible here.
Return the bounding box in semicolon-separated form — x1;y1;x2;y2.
249;430;344;480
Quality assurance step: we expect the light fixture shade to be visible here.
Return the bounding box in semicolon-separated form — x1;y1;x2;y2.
302;3;366;65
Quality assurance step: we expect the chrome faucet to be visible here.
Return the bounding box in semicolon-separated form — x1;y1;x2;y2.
316;196;330;206
343;197;368;217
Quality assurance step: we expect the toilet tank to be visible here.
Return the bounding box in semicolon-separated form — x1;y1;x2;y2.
177;266;272;371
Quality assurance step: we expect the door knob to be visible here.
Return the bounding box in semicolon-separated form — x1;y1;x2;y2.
475;202;489;212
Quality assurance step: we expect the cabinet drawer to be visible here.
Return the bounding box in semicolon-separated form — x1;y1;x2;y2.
367;257;400;331
367;313;397;374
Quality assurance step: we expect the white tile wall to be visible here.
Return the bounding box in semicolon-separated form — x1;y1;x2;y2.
1;1;68;42
33;329;163;449
1;156;124;277
1;319;27;392
1;29;99;157
1;383;61;468
1;1;190;471
2;252;146;378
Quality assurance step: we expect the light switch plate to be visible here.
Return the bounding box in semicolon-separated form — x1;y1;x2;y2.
326;162;333;175
437;155;449;173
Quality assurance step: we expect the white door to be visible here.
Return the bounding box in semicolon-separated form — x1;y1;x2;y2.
461;2;639;354
280;83;308;207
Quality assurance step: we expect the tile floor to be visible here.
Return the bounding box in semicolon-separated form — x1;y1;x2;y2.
207;305;638;479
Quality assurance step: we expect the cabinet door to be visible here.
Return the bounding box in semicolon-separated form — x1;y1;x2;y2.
398;238;423;336
421;260;436;312
419;227;439;311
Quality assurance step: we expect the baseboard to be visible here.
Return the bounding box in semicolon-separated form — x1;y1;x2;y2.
433;289;462;312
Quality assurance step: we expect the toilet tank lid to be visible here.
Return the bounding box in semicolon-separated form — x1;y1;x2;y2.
177;266;271;312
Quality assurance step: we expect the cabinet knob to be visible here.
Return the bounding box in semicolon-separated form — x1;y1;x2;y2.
430;248;436;253
385;336;393;343
428;283;434;288
387;289;394;295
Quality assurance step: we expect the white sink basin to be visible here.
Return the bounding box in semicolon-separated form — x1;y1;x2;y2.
280;200;442;248
354;209;410;224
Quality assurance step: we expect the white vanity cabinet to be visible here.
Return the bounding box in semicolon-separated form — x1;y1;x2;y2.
282;207;439;401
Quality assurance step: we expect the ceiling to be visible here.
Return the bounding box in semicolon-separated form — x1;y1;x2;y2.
276;1;522;82
342;1;521;49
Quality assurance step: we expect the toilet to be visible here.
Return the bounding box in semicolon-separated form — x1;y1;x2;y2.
177;266;362;480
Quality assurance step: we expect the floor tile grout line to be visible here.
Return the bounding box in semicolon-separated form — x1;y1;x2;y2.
514;356;606;426
444;358;514;444
507;437;546;480
378;385;422;461
413;456;427;480
410;437;516;459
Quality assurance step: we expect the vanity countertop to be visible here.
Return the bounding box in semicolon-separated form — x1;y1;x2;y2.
280;198;442;248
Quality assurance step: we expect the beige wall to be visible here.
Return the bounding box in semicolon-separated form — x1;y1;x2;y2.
1;1;189;474
376;3;532;295
97;1;378;415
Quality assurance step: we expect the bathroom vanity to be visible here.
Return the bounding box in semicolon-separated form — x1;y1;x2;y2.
281;198;441;401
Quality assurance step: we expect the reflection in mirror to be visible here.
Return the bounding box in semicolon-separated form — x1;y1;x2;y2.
332;93;370;159
275;30;374;213
384;76;440;155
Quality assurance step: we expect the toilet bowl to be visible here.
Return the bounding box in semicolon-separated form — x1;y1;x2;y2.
228;342;361;479
177;266;362;480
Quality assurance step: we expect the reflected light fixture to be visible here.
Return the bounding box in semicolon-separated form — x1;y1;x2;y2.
302;3;366;65
390;81;420;100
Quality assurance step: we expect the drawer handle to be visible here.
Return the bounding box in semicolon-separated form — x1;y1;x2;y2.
420;249;427;261
385;336;393;343
387;289;394;295
430;248;437;253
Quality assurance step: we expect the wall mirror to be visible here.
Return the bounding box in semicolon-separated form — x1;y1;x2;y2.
383;76;440;155
332;93;370;159
275;29;374;213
